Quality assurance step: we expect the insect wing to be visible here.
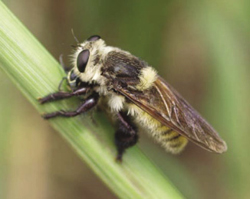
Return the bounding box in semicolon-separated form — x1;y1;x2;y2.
114;76;227;153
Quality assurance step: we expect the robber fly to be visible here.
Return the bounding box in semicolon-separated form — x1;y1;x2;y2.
39;35;227;161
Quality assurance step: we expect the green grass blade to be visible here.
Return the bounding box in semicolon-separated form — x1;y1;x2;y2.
0;2;184;199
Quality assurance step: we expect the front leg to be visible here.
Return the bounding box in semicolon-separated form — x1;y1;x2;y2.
38;87;90;104
42;92;99;119
115;111;138;161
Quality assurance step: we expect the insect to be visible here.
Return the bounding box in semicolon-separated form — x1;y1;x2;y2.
39;35;227;161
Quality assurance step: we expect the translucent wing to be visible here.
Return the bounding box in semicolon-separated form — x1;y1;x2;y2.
114;76;227;153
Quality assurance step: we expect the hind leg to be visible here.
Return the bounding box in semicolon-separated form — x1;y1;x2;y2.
115;111;138;161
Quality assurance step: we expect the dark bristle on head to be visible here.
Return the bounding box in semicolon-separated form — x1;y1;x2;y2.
71;44;81;50
87;35;101;42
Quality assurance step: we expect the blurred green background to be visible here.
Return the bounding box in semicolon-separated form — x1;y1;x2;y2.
0;0;249;199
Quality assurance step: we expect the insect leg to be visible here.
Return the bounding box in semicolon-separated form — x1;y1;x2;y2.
38;87;90;104
115;111;138;161
59;54;71;72
42;92;99;119
57;76;68;91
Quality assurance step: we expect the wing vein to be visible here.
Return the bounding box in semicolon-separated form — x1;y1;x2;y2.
154;84;171;120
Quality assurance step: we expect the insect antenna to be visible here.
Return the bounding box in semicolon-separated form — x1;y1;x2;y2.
71;29;79;44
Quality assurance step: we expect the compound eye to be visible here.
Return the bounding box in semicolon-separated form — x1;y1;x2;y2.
77;49;90;72
87;35;101;42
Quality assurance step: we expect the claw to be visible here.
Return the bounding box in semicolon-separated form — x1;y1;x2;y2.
115;155;123;163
